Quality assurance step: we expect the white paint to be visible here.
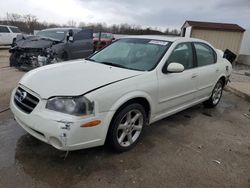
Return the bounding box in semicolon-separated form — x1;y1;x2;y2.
10;36;232;151
0;25;21;45
240;28;250;55
185;26;192;38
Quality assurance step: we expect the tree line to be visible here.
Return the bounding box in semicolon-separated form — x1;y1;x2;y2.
0;13;180;36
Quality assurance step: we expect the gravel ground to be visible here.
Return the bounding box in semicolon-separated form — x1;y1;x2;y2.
231;64;250;83
0;92;250;188
0;50;25;111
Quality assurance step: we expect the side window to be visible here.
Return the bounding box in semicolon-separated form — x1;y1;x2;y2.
167;43;194;70
9;27;21;33
194;43;216;67
0;26;10;33
74;30;93;41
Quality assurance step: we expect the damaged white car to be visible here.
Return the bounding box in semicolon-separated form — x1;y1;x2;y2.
10;36;232;152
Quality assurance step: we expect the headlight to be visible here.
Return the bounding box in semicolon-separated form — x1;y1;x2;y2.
46;96;94;116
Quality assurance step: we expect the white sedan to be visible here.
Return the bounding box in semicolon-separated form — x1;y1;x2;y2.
10;36;232;152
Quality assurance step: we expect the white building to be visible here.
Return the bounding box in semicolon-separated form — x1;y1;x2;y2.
239;28;250;65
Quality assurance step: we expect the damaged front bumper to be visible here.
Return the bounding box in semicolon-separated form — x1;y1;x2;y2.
9;47;58;69
10;87;113;151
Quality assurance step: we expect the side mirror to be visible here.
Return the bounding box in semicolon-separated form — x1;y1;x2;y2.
68;36;74;42
167;62;184;73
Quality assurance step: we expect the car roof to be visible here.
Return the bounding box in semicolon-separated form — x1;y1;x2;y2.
121;35;207;43
41;27;81;31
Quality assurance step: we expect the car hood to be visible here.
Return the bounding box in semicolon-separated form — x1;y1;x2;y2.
15;35;61;49
19;60;143;99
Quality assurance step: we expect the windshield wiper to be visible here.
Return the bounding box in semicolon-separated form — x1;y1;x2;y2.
100;62;127;69
85;58;96;62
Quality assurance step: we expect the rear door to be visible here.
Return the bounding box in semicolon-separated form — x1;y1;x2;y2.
0;26;11;45
68;29;93;59
192;42;220;99
157;42;198;116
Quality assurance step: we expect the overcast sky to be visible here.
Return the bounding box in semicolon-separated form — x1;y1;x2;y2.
0;0;249;30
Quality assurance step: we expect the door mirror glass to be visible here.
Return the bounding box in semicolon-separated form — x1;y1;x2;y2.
167;62;184;73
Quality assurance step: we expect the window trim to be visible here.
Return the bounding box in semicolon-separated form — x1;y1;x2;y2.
192;42;217;68
162;42;195;74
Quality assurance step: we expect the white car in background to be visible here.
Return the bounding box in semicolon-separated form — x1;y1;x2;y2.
0;25;21;45
10;36;232;152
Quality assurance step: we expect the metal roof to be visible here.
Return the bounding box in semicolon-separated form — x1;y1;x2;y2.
182;20;245;32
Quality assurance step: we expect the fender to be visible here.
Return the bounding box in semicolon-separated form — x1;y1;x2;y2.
109;90;156;120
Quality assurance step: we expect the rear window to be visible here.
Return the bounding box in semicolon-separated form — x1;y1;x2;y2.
0;26;10;33
9;27;21;33
194;43;216;67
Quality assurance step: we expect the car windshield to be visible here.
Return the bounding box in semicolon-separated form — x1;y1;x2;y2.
89;38;170;71
9;27;21;33
36;30;66;41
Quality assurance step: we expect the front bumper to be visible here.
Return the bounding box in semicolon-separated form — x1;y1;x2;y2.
10;87;114;151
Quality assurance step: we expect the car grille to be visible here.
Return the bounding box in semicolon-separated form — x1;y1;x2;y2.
14;87;39;114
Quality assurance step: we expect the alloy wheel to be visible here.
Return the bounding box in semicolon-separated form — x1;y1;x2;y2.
116;109;143;147
212;81;223;105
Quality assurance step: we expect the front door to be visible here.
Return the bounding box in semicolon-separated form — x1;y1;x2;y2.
157;42;198;118
0;26;11;45
68;29;93;59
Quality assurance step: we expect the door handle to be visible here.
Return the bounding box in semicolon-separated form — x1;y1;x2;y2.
216;68;219;72
191;74;198;79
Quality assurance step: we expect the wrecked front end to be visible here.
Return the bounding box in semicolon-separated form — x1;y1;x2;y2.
9;35;62;71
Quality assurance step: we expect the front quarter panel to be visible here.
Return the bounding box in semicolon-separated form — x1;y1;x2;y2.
86;71;158;121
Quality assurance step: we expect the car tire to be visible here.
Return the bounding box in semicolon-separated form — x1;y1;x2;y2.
107;103;146;152
203;79;224;108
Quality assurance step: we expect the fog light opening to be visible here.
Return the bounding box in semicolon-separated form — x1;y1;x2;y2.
49;137;63;149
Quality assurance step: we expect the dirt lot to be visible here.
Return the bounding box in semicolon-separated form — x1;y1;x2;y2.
0;53;250;188
0;49;25;111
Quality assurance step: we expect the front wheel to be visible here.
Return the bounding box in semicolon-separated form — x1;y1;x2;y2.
107;103;146;152
203;80;223;108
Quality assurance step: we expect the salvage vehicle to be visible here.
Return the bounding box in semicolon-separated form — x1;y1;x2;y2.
10;36;232;152
9;27;93;69
93;32;114;51
0;25;21;45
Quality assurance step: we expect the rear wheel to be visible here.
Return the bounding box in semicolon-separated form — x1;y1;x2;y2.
203;80;223;108
107;103;146;152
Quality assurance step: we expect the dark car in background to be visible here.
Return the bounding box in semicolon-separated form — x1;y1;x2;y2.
9;27;93;70
93;32;114;51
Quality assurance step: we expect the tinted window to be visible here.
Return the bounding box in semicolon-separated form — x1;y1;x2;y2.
0;26;10;33
167;43;194;69
194;43;216;66
9;27;21;33
74;30;93;40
